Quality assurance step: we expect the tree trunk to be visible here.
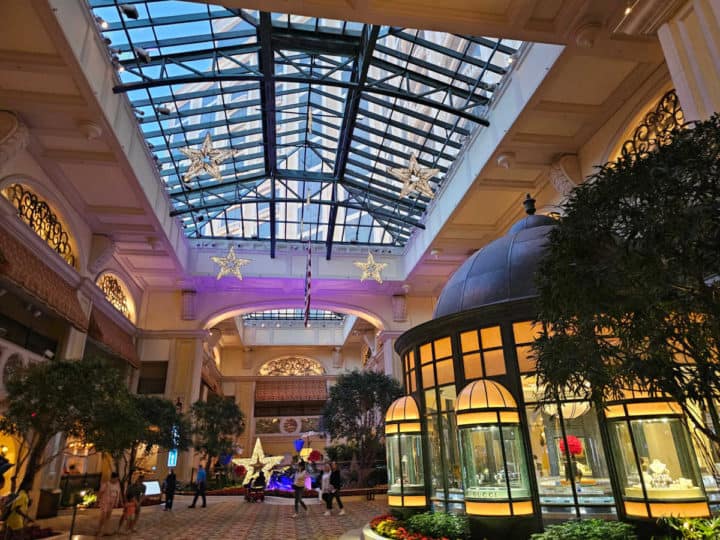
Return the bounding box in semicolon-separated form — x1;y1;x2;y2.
19;435;49;489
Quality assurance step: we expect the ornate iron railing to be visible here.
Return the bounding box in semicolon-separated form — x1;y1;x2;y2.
2;183;76;267
97;274;130;319
620;89;685;161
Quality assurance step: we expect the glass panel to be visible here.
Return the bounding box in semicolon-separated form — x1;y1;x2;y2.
426;414;445;505
609;418;705;501
425;389;438;414
480;326;502;349
410;369;417;393
443;411;463;499
516;345;536;373
460;425;531;500
630;418;704;500
436;359;454;385
513;321;541;344
420;343;433;364
463;353;483;381
526;394;616;513
422;364;435;389
438;385;457;412
387;436;401;495
483;349;506;376
434;337;452;359
460;330;479;353
400;434;425;491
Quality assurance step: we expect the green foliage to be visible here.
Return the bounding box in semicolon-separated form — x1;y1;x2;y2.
324;443;357;462
0;357;130;488
321;370;402;482
406;511;470;540
533;115;720;443
664;516;720;539
530;519;637;540
88;393;189;489
191;395;245;465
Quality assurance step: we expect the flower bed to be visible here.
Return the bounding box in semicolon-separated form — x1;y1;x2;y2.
369;512;469;540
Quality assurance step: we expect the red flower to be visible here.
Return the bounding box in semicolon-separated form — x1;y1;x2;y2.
559;435;583;456
308;450;322;462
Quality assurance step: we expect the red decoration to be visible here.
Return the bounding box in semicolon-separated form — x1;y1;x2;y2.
307;450;322;463
559;435;583;456
235;465;246;477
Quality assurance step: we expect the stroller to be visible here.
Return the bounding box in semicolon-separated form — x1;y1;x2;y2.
244;473;266;503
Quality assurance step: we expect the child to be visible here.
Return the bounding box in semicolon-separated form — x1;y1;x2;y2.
116;497;136;534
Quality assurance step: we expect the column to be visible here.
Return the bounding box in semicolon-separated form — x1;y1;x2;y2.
658;0;720;121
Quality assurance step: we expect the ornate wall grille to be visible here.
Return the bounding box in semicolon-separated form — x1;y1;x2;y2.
258;356;325;376
620;89;685;162
97;274;130;319
2;184;76;267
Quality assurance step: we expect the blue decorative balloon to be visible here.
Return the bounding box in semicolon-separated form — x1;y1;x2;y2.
293;438;304;453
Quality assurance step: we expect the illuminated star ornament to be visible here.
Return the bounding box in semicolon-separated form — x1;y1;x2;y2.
354;252;388;284
179;132;240;183
211;246;250;280
388;154;440;199
232;439;283;483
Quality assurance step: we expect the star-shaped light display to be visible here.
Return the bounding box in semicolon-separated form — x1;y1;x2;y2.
211;246;250;280
232;438;283;483
354;252;388;284
179;132;240;183
388;154;440;199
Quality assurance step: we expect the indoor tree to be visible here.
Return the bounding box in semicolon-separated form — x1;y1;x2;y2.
533;114;720;449
0;357;130;490
87;394;190;491
190;395;245;471
321;369;403;485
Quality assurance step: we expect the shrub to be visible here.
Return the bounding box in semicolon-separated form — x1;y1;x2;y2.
530;519;636;540
664;516;720;539
406;512;470;540
370;512;469;540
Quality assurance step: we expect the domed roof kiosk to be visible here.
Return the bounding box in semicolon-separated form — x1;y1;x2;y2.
391;195;711;536
392;195;552;537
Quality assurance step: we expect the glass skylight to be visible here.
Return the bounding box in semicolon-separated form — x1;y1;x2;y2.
89;1;521;256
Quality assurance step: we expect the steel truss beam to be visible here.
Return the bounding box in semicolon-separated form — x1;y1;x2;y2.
326;24;380;260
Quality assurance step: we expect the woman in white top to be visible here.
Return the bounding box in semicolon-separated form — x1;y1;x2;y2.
320;463;333;516
292;462;308;517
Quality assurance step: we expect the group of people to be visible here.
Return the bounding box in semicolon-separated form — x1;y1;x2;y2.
95;472;147;536
292;461;345;518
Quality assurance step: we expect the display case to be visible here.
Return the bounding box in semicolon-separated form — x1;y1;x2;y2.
385;396;427;508
455;380;534;517
605;395;710;519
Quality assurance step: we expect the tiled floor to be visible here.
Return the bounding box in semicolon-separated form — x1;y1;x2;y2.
37;494;386;540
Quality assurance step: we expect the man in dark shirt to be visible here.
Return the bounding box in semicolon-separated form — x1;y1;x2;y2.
163;469;177;511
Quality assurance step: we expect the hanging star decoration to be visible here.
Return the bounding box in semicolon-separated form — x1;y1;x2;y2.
388;154;440;199
232;438;283;483
179;132;240;183
354;252;388;284
211;246;250;280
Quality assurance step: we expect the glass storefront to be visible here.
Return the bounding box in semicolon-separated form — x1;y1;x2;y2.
387;434;425;497
459;425;530;500
609;418;704;501
522;377;615;517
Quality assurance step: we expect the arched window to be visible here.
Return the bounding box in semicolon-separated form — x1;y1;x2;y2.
95;272;135;322
1;183;77;268
258;356;325;376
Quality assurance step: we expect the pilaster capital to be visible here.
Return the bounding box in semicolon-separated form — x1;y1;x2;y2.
548;154;581;197
0;111;29;170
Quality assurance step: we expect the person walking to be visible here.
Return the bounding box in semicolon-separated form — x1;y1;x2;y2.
163;468;177;511
95;471;122;536
117;474;145;534
329;461;345;515
291;462;308;518
188;464;207;508
320;463;334;516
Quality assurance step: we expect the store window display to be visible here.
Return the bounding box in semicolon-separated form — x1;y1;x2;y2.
455;379;533;517
605;394;710;518
522;377;615;517
385;396;426;508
